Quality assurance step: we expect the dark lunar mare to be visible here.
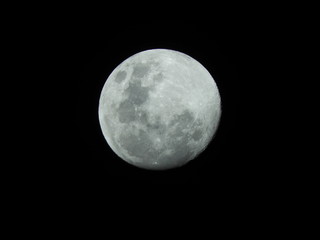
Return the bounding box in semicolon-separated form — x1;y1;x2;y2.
114;70;127;83
115;62;205;169
117;62;152;124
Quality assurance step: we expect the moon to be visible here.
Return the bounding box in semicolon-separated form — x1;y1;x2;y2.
98;49;221;170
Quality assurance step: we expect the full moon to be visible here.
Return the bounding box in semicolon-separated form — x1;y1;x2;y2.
98;49;221;170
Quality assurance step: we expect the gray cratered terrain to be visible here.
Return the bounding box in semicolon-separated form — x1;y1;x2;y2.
98;49;221;170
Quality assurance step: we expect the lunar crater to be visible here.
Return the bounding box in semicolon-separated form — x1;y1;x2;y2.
191;129;203;141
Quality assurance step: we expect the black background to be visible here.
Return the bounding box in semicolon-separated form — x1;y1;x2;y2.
48;21;278;192
15;6;290;212
5;3;310;233
74;24;237;186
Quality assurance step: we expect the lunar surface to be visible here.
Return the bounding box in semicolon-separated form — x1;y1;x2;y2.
98;49;221;170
